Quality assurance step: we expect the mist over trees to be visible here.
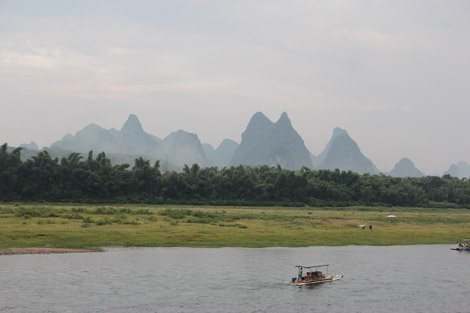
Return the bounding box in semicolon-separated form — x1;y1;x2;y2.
1;143;470;207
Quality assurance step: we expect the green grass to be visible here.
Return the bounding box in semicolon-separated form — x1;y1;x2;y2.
0;203;469;249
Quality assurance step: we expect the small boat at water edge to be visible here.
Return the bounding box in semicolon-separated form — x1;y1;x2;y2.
452;239;470;251
290;264;343;286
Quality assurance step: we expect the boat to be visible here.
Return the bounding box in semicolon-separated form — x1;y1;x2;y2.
290;264;342;286
452;239;470;251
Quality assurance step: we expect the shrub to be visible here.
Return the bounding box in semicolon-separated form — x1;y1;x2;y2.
63;213;84;220
95;218;112;226
93;207;117;215
16;207;49;218
159;208;191;219
83;217;95;223
218;223;247;229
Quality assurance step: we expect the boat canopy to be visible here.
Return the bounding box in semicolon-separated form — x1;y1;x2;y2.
295;264;329;268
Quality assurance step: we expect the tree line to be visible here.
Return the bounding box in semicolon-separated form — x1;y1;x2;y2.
1;143;470;207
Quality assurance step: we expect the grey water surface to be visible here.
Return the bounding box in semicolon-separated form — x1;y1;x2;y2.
1;245;469;313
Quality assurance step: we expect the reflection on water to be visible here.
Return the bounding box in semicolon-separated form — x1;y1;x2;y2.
1;245;469;313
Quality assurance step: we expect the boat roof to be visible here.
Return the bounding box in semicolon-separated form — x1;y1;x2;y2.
295;264;329;268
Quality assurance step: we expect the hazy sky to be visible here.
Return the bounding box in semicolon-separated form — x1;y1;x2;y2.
1;0;469;174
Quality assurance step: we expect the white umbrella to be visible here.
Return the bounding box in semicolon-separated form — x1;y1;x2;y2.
387;215;397;218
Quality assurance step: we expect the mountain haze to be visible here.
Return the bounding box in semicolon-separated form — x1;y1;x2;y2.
230;112;313;170
202;143;216;164
25;112;452;175
50;115;161;156
20;141;39;150
161;130;208;167
51;123;121;153
214;139;238;167
389;158;424;177
315;127;347;167
50;114;209;169
119;114;161;156
317;130;379;174
444;161;470;178
203;139;239;167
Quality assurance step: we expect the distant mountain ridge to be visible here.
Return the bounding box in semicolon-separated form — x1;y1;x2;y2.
230;112;313;170
315;127;347;166
316;129;379;174
50;115;162;156
119;114;161;156
14;111;453;176
203;139;239;168
161;130;208;166
389;158;424;177
50;115;208;169
444;161;470;178
20;141;39;151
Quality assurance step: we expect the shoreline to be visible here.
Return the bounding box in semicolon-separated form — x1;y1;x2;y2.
0;248;100;256
0;244;458;257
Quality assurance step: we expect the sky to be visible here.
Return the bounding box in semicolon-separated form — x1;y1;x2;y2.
1;0;469;175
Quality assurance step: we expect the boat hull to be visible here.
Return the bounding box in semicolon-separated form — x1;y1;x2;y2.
291;274;343;285
452;247;470;251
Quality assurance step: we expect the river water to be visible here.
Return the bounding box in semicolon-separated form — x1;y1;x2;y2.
1;245;468;313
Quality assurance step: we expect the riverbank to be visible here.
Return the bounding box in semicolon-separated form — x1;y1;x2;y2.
0;247;99;255
1;203;469;248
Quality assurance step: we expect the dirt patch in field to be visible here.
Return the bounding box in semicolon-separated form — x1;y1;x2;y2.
0;248;100;255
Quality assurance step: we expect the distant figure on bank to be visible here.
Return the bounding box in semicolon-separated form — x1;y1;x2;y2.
369;225;373;231
298;267;303;281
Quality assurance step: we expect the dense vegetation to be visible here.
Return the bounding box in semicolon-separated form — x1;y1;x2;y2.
1;143;470;207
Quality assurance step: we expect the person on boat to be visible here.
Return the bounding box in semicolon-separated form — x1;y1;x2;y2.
298;267;303;281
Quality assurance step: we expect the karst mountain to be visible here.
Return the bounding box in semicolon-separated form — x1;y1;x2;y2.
389;158;424;177
12;112;446;176
316;128;379;174
444;161;470;178
203;139;239;168
50;114;209;169
230;112;313;170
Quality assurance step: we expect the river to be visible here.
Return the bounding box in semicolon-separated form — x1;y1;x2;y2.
1;245;468;312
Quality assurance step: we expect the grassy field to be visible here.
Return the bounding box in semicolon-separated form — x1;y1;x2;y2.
0;203;469;249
